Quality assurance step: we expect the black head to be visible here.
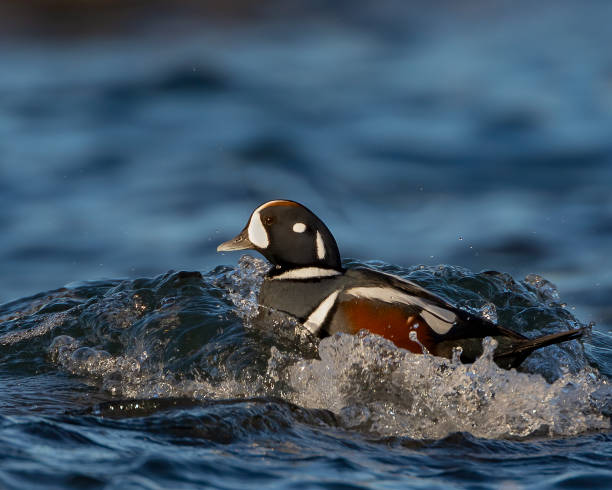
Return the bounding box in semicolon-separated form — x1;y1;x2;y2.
217;200;342;272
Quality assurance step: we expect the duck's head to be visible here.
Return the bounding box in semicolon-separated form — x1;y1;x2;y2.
217;200;342;272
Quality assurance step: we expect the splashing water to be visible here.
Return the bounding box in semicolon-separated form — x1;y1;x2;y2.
280;333;609;439
0;256;609;440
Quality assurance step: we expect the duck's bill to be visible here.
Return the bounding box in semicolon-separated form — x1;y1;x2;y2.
217;229;254;252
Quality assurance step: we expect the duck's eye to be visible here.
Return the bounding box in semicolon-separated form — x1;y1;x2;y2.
263;216;274;226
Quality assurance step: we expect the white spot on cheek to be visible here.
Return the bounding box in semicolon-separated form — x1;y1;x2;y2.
293;222;306;233
316;231;325;260
247;211;269;248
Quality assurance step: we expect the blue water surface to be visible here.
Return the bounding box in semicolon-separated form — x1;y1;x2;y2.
1;2;611;488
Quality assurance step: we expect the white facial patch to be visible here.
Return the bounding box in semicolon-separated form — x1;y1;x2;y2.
247;208;269;249
316;231;325;260
293;222;306;233
246;200;297;249
345;287;456;335
303;290;340;335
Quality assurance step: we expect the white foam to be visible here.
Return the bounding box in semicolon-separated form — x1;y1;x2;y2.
284;332;611;439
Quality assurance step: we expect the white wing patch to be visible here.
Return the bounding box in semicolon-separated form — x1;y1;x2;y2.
420;311;454;336
345;286;456;335
304;290;340;335
316;231;325;260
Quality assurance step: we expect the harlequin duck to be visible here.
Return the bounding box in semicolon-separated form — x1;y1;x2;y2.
217;200;586;369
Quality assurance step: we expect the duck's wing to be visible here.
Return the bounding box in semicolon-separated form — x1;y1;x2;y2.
340;267;585;368
343;267;526;341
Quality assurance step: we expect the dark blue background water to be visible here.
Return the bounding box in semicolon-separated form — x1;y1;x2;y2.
1;1;611;488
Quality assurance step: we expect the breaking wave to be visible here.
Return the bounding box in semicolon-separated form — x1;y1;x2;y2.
1;256;609;439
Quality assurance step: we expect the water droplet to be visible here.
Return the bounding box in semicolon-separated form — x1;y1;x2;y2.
451;346;463;364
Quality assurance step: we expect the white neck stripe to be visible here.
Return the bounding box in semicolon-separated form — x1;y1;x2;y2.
272;267;342;280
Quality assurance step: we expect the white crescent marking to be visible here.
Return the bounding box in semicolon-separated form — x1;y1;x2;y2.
247;205;270;249
247;200;299;249
316;231;325;260
304;290;340;335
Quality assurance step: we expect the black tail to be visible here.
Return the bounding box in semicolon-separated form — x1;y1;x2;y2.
494;327;588;369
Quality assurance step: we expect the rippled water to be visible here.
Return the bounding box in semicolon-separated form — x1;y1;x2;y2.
2;1;612;488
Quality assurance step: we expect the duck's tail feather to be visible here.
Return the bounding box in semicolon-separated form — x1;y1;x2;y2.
493;326;588;368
